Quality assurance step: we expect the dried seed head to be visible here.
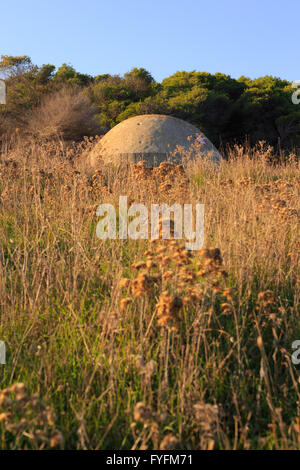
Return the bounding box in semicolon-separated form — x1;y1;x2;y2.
120;297;132;311
160;434;181;450
133;402;153;422
119;278;130;289
50;430;64;448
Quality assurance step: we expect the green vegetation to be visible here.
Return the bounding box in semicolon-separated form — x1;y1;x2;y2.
1;55;299;149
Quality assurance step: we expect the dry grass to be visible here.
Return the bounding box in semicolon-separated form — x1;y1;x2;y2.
0;137;299;449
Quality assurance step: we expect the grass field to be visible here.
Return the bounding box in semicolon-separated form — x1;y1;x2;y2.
0;138;299;449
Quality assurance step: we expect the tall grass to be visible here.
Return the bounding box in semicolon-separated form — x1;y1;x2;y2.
0;137;299;449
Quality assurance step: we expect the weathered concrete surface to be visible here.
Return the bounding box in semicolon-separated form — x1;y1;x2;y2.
88;114;221;168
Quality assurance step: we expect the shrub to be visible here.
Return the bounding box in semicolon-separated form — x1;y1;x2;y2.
26;86;101;141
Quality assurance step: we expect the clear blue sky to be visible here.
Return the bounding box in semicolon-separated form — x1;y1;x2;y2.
0;0;298;82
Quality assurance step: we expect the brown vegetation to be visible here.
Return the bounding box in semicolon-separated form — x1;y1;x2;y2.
25;86;100;141
0;136;299;449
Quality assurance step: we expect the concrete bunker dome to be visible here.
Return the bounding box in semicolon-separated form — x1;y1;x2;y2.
88;114;221;168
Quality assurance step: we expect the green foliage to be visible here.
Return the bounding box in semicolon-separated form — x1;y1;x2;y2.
0;56;299;149
54;63;93;86
124;67;154;84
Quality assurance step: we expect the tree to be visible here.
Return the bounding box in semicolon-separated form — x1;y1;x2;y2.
124;67;154;84
1;55;299;150
0;55;33;78
54;63;93;86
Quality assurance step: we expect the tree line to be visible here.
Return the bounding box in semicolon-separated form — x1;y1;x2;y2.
0;55;299;150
